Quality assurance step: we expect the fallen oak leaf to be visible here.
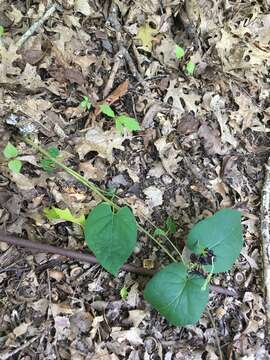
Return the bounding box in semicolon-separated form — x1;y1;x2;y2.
93;80;129;119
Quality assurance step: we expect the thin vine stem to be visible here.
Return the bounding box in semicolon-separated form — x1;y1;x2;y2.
25;137;177;263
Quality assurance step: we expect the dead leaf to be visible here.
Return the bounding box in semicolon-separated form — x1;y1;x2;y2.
135;23;157;52
76;126;128;164
198;124;227;155
143;186;163;207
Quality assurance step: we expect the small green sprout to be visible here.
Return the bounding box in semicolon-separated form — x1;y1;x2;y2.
100;104;115;118
99;104;141;134
186;61;196;75
175;45;185;60
120;286;129;300
3;142;22;174
80;96;92;110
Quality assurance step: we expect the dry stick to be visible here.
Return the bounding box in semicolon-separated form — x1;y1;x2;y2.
261;156;270;335
207;309;223;360
103;50;123;98
16;3;59;49
0;232;237;297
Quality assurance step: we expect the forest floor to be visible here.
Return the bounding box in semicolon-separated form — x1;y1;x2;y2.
0;0;270;359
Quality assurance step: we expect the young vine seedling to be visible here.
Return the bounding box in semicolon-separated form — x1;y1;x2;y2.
24;139;243;326
3;142;23;173
99;104;141;134
175;44;196;75
80;96;92;110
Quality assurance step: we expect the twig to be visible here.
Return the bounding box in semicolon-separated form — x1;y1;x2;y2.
16;3;59;49
207;309;223;360
120;46;144;83
0;232;154;276
103;50;123;98
261;156;270;335
0;335;39;360
0;232;237;296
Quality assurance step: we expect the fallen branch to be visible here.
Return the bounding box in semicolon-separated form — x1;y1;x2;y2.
16;3;59;49
261;156;270;335
0;232;237;297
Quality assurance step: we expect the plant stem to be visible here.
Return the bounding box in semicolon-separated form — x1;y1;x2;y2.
25;138;177;262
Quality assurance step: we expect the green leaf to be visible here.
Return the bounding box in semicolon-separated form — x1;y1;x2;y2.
0;26;4;37
80;96;91;110
187;209;243;273
48;146;60;158
120;286;129;300
3;143;18;159
44;207;85;227
165;217;177;235
153;228;167;237
8;159;22;173
84;203;137;275
115;115;141;133
144;263;209;326
186;61;196;75
175;45;185;59
40;158;55;172
100;104;115;118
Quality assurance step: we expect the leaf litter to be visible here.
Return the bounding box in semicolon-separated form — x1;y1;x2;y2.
0;1;270;359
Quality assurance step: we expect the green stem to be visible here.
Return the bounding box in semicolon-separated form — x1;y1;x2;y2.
25;138;177;262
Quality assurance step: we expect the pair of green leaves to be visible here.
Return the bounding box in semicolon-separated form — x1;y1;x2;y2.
144;209;243;326
99;104;141;134
3;143;22;173
45;202;243;326
175;45;196;75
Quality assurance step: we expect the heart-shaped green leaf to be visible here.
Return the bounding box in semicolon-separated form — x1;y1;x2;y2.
4;143;18;159
84;203;137;275
144;263;209;326
8;159;22;173
187;209;243;273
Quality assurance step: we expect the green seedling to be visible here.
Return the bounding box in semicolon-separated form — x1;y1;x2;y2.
175;45;185;60
120;286;129;300
186;60;196;75
80;96;92;110
3;142;22;173
154;217;177;238
99;104;141;134
24;140;243;326
175;44;196;76
0;26;4;37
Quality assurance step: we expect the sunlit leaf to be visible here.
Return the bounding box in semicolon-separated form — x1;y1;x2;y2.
3;143;18;159
44;207;85;227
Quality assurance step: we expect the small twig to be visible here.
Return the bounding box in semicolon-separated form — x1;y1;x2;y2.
120;46;144;83
103;50;123;98
0;232;237;297
0;335;39;360
16;3;59;49
261;156;270;335
207;309;223;360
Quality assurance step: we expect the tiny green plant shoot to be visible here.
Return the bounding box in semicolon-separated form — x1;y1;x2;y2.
80;96;92;110
3;142;23;173
175;45;196;76
100;104;141;134
22;139;243;326
79;96;141;134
